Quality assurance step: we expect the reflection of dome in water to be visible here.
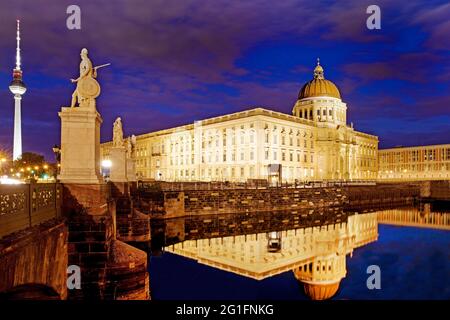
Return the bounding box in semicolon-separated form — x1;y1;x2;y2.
302;281;341;300
293;252;347;300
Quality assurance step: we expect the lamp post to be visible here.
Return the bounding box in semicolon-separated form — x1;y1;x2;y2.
52;144;61;179
101;159;112;181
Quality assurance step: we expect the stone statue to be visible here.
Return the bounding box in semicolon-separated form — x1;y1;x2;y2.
131;135;137;158
126;137;132;158
70;48;110;108
113;117;124;147
126;135;137;158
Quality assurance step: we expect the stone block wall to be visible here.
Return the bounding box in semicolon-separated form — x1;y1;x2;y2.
345;183;420;210
139;187;346;218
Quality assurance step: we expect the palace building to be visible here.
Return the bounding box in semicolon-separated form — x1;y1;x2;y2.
378;144;450;181
101;60;379;182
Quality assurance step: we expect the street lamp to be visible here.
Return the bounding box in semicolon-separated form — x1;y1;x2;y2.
52;144;61;179
101;159;112;181
52;145;61;162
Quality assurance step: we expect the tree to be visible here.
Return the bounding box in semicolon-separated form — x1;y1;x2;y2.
0;148;12;175
12;152;52;180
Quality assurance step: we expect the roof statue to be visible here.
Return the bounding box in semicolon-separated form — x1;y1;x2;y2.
113;117;124;147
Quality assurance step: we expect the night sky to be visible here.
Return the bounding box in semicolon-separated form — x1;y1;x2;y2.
0;0;449;160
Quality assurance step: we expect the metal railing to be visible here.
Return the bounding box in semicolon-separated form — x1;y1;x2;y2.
0;183;61;239
137;180;377;192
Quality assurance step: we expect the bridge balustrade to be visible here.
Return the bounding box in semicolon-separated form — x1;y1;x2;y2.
0;183;61;239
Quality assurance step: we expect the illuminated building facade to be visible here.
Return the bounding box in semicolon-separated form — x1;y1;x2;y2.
378;144;450;181
101;61;378;182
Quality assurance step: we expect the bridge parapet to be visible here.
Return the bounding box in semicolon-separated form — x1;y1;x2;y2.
0;183;61;239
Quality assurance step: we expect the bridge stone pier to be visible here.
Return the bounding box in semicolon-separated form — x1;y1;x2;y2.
62;182;149;300
55;48;149;300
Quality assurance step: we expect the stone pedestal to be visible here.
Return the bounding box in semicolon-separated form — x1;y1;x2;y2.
58;107;103;184
110;147;128;182
126;158;137;182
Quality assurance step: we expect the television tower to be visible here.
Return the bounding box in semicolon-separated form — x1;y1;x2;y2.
9;19;26;161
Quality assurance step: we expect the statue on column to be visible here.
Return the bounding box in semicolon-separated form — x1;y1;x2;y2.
70;48;110;109
113;117;124;147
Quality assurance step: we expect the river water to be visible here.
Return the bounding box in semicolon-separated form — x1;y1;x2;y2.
148;205;450;300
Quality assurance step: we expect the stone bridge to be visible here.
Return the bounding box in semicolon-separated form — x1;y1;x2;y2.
0;182;149;300
0;183;67;299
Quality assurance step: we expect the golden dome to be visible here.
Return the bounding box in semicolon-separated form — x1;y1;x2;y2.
298;59;341;100
302;282;341;300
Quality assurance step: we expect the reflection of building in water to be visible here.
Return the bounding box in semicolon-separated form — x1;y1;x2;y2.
377;206;450;230
165;213;378;299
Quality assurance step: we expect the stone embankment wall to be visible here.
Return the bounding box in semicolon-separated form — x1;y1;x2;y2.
345;183;420;211
420;180;450;200
139;187;346;218
138;182;424;218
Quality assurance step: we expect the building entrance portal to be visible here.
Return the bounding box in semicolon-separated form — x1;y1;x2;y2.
268;164;282;186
